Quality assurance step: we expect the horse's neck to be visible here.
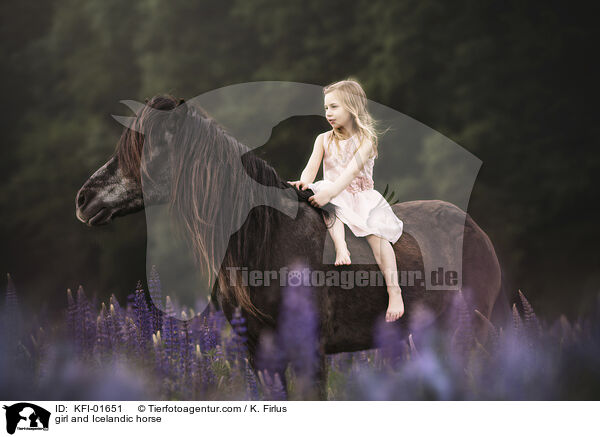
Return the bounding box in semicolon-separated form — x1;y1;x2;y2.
240;149;283;188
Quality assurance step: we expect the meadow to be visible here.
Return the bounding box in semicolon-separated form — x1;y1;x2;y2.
2;268;599;401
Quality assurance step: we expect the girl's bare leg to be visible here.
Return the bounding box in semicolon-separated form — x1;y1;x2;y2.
327;214;351;265
366;234;404;322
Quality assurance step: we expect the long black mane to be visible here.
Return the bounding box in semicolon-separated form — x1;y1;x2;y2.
116;94;333;319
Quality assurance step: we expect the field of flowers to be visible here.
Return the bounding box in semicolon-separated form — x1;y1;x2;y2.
2;267;599;401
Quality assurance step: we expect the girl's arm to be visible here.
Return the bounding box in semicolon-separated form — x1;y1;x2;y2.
327;140;374;197
308;140;375;208
299;133;325;184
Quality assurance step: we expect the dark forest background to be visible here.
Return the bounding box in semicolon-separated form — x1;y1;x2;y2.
1;0;598;321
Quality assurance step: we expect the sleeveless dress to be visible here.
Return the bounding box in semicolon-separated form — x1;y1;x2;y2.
308;131;403;244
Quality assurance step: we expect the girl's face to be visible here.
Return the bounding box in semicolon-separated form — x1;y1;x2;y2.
324;91;353;133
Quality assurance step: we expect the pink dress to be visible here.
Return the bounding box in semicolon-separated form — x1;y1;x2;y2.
308;131;403;244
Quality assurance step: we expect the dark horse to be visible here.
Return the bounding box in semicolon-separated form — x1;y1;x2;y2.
75;95;503;400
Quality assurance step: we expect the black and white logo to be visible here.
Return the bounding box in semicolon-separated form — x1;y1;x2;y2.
3;403;50;435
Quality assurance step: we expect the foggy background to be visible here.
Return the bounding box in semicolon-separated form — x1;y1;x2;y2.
1;0;597;321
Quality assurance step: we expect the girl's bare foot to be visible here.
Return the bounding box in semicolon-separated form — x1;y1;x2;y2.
334;244;351;265
386;286;404;322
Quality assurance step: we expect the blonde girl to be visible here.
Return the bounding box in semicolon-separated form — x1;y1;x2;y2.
288;79;405;322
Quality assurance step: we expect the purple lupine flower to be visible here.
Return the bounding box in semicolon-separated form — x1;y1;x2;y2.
151;330;169;382
111;293;128;345
4;273;18;313
338;352;356;373
518;289;543;346
254;330;285;397
208;310;226;346
269;371;283;400
448;289;475;369
163;296;181;372
512;303;522;336
188;313;202;348
326;354;335;372
228;307;248;371
67;288;83;355
35;277;600;400
66;288;77;341
75;286;96;354
258;369;286;401
123;316;139;357
3;274;23;353
276;265;320;396
150;305;163;337
148;265;163;306
110;293;123;315
66;286;91;356
214;344;225;361
133;281;153;352
355;321;455;401
245;358;260;400
107;303;123;357
94;304;110;358
148;265;164;332
201;320;217;353
180;311;195;380
190;344;201;396
358;350;369;365
200;353;216;394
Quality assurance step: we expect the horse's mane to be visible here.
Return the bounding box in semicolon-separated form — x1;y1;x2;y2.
115;94;333;321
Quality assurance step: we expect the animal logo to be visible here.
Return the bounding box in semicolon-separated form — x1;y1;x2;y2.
3;403;50;435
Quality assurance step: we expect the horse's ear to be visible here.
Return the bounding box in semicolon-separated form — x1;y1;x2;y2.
175;98;188;118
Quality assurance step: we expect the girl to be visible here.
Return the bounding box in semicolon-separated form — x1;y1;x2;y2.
288;79;405;322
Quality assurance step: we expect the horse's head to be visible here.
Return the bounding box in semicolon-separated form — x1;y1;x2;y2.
75;95;186;226
75;91;298;323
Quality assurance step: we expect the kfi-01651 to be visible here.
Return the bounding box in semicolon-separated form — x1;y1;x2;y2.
73;405;122;413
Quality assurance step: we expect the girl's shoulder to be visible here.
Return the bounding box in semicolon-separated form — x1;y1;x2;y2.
319;130;334;147
320;130;334;141
356;135;377;159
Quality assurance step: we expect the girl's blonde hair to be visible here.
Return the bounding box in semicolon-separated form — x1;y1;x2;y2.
323;78;385;159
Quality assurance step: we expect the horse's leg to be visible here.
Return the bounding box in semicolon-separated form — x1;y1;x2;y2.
274;365;289;400
462;215;502;345
315;349;329;401
287;347;328;400
247;339;289;400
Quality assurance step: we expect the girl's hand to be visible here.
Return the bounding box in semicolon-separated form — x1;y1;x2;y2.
309;189;333;208
287;180;310;190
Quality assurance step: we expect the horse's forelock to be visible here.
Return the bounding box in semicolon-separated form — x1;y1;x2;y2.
115;94;181;182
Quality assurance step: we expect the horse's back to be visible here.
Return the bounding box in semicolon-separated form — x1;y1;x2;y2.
392;199;502;338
